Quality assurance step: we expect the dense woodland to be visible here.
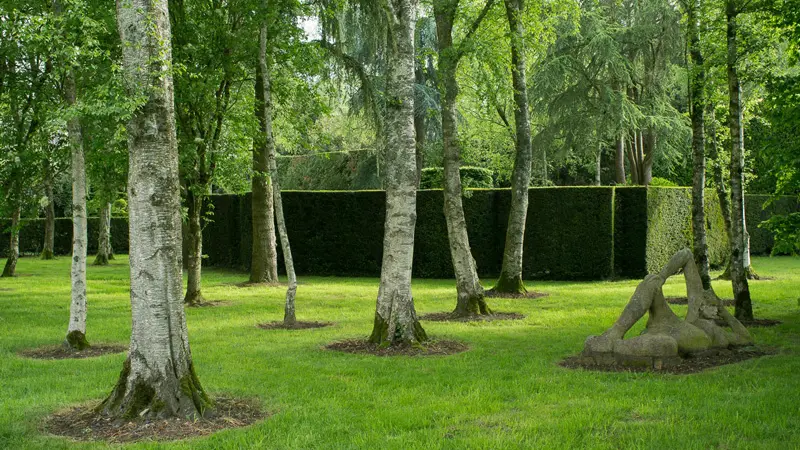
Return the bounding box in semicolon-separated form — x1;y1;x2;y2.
0;0;799;424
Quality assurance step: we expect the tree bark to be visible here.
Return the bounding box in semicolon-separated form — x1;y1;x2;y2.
64;67;89;351
258;18;297;326
594;144;602;186
494;0;533;294
434;0;491;317
414;63;426;187
642;130;655;186
615;136;625;185
368;0;427;346
103;0;211;419
687;0;711;289
250;60;279;285
94;200;111;266
106;202;115;260
42;170;55;260
2;204;20;278
183;189;204;305
725;0;753;320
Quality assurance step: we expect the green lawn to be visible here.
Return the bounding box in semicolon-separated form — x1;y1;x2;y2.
1;255;799;449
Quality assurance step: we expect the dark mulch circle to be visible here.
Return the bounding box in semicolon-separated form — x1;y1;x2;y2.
560;346;775;374
186;300;233;308
0;287;13;292
715;318;783;328
419;312;525;322
484;289;549;300
18;344;127;360
666;296;735;306
325;338;469;357
229;281;284;288
44;396;268;443
257;321;333;330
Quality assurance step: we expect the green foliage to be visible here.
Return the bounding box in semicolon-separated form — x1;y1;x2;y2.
277;151;381;191
747;195;800;255
419;166;494;190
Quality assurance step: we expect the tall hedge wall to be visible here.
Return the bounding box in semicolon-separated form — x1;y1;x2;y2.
0;217;129;257
3;188;794;280
202;187;616;280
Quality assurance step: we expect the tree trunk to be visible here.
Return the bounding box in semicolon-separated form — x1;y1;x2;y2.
94;200;111;266
249;61;279;285
106;202;115;260
434;1;490;317
594;144;602;186
414;63;426;187
725;0;753;320
258;19;297;326
642;130;655;186
183;189;204;305
687;0;711;289
368;0;427;346
494;0;532;294
627;134;640;185
42;175;55;260
64;68;89;351
103;0;211;419
615;136;625;185
2;204;20;278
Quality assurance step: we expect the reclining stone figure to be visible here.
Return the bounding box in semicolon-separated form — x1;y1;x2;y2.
582;248;752;368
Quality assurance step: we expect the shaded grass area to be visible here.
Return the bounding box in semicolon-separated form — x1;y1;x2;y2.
0;256;799;449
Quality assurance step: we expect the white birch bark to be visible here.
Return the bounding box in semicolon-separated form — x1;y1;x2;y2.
102;0;211;419
64;68;89;350
368;0;427;345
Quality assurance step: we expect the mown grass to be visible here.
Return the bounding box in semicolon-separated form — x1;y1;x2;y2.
1;255;799;449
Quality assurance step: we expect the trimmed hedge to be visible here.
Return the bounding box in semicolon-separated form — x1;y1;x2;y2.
203;187;615;280
4;188;794;280
0;217;129;257
745;195;800;255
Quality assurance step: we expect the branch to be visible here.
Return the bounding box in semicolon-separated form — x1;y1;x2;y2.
455;0;497;60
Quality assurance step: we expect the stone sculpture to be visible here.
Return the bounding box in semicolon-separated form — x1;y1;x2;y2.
582;249;752;369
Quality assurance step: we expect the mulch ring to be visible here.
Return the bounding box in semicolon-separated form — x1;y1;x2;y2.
326;339;469;357
715;318;783;328
560;346;776;375
186;300;233;308
419;312;525;322
257;321;333;330
44;396;268;443
484;289;548;300
666;296;735;306
18;344;127;360
228;281;285;288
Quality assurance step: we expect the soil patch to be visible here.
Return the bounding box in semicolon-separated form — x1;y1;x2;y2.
715;318;782;328
666;296;735;306
257;321;333;330
325;339;468;357
186;300;233;308
230;281;284;288
44;396;267;443
560;346;775;374
484;289;548;300
0;288;13;292
19;343;127;360
420;312;524;322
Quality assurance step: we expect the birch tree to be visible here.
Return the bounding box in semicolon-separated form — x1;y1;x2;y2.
102;0;211;419
493;0;533;295
725;0;753;320
368;0;428;346
433;0;496;316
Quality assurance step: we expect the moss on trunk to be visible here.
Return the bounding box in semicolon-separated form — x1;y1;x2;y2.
452;293;492;318
93;253;109;266
65;330;90;351
492;272;527;294
41;249;55;260
183;289;206;307
368;313;428;347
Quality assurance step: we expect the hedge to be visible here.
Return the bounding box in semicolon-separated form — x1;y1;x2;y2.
3;188;795;280
745;195;800;255
0;217;129;257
